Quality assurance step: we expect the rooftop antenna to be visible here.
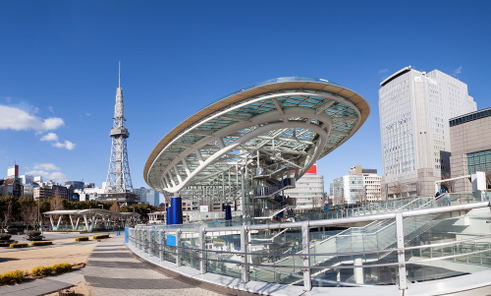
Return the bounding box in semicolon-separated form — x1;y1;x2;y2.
118;61;121;88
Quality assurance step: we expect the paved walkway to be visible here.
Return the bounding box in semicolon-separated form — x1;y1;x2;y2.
84;237;228;296
0;270;83;296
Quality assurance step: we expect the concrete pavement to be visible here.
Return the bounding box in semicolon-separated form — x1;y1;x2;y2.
84;236;229;296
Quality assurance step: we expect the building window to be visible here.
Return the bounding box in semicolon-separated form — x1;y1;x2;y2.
467;149;491;174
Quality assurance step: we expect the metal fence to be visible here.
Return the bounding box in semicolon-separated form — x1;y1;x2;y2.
127;200;491;292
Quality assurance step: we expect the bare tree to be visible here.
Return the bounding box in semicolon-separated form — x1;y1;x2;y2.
2;200;13;231
391;182;403;199
21;204;38;229
50;189;64;221
486;171;491;190
313;194;325;209
109;201;120;213
441;173;456;193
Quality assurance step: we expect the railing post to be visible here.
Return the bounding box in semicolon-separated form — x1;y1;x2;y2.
240;226;250;283
302;222;311;291
138;229;142;251
159;230;163;262
176;230;181;267
199;228;206;274
148;229;152;255
396;213;407;290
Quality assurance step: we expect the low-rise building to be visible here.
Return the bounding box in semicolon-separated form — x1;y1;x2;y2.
284;163;325;210
450;107;491;192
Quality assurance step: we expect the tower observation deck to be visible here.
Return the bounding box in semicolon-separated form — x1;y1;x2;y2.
101;62;138;205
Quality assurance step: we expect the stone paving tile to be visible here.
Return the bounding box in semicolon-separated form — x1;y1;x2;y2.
0;270;83;296
84;238;228;296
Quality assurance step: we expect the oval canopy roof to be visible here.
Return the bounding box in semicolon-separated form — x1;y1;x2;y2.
144;77;369;196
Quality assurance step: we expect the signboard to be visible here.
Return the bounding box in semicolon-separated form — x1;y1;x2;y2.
200;205;209;212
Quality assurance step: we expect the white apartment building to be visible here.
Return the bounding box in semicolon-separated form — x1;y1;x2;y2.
284;165;325;210
379;66;477;198
332;166;382;204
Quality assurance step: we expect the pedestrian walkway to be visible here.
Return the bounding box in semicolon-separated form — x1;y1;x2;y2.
0;270;83;296
84;237;228;296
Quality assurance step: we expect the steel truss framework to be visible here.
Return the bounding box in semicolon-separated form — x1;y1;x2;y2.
105;63;133;195
144;77;369;213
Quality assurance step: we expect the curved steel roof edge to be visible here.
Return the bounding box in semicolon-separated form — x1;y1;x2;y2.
144;77;370;189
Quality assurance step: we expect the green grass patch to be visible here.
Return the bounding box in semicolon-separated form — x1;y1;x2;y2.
30;241;53;247
9;243;28;248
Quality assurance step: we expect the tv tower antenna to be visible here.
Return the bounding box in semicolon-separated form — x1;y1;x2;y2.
104;61;134;196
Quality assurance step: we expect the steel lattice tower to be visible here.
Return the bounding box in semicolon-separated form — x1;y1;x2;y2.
104;62;133;194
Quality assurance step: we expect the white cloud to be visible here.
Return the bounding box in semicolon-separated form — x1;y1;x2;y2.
40;132;59;142
39;132;76;150
53;140;76;150
33;163;61;171
378;68;389;74
0;105;65;131
25;170;68;183
453;66;462;77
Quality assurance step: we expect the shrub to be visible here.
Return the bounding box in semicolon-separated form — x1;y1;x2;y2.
31;263;73;276
75;237;89;242
31;266;54;276
0;233;12;241
0;270;25;284
9;243;28;248
26;230;41;236
31;241;52;247
53;263;72;274
93;234;110;240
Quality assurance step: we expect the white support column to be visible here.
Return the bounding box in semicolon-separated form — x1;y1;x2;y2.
75;217;80;230
396;213;407;290
83;214;90;232
199;228;206;274
56;215;62;229
240;226;250;283
302;222;311;291
49;215;55;229
69;215;74;230
176;230;181;267
354;258;364;284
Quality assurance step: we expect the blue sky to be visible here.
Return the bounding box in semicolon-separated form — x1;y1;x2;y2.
0;1;490;203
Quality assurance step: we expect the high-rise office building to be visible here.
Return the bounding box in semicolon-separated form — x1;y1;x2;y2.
133;187;160;206
379;66;477;197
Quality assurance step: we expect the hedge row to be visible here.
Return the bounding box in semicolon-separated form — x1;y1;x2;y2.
9;243;28;248
0;270;25;284
93;234;110;240
31;263;72;276
31;241;52;247
75;237;89;242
